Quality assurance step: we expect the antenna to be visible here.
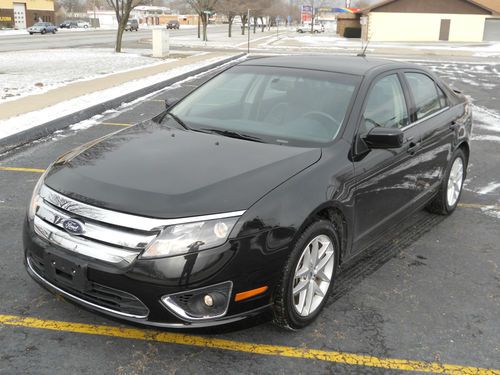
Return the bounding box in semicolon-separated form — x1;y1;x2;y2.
357;33;371;57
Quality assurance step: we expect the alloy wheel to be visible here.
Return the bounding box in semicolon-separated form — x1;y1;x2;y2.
447;157;464;207
292;234;334;317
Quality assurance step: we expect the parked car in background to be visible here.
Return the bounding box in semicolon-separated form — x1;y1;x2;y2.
24;56;471;330
59;20;77;29
166;20;180;29
125;19;139;31
76;20;90;28
297;23;325;33
27;22;57;35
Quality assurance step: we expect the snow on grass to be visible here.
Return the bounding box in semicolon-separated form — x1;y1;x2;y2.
0;48;166;103
0;54;244;141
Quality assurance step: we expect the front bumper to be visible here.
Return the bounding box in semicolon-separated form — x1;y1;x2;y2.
23;218;279;328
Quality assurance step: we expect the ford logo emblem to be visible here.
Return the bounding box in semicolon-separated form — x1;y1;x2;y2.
62;218;85;235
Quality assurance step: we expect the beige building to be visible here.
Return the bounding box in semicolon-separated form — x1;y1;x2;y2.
361;0;500;42
0;0;54;29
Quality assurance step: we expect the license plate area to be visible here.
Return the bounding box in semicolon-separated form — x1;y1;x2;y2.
44;252;90;292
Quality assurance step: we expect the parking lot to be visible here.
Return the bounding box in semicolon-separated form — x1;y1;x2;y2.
0;58;499;374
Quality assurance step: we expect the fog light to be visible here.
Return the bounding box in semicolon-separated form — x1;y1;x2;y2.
203;294;214;307
160;281;233;321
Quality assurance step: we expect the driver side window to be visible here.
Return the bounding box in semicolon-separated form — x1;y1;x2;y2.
362;74;409;133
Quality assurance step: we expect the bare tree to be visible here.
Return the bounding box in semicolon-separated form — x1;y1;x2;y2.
186;0;218;41
106;0;144;52
57;0;86;13
215;0;238;37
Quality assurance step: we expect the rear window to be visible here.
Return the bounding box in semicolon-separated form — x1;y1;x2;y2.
405;73;445;120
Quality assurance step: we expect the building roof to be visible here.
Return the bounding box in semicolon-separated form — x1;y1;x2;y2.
470;0;500;14
240;55;407;76
361;0;499;15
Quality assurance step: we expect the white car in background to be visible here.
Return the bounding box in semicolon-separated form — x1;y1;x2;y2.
297;23;325;34
76;20;90;28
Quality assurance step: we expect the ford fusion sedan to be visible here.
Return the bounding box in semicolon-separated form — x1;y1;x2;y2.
24;56;471;329
28;22;57;34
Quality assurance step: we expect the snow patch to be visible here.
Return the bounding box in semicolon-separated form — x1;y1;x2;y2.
476;182;500;195
0;54;243;141
0;49;167;103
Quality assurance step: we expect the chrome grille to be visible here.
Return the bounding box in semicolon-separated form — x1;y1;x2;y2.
34;185;160;264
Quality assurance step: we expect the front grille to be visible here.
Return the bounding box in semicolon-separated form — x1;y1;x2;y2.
29;255;149;317
33;185;160;264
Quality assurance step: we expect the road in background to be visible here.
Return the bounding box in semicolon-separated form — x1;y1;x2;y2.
0;26;227;52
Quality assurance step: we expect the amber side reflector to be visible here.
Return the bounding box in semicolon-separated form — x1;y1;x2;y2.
234;286;268;302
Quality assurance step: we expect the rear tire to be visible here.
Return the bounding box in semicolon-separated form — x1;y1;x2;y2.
41;29;46;34
273;220;339;330
426;148;467;215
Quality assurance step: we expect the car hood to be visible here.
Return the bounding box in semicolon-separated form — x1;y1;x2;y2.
44;120;321;219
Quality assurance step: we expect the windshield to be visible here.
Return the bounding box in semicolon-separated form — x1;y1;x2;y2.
169;65;360;146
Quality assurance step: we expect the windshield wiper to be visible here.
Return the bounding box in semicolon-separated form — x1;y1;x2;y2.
199;128;263;143
167;113;190;130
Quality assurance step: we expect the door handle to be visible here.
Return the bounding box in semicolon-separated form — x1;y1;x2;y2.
407;141;421;155
449;121;459;131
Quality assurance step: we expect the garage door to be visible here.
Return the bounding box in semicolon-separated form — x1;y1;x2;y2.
484;18;500;41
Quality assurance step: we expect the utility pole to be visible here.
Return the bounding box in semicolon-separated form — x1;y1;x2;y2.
247;8;250;54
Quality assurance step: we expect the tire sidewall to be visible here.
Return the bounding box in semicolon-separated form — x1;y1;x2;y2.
443;149;467;212
280;221;339;329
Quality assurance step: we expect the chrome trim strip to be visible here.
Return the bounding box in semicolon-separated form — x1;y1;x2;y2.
37;201;157;250
40;185;246;232
402;107;450;132
33;216;139;264
160;281;233;322
27;257;149;319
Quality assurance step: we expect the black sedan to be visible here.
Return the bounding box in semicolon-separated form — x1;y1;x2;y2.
23;56;471;329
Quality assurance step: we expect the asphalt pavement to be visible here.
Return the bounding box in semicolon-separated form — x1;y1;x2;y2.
0;58;499;374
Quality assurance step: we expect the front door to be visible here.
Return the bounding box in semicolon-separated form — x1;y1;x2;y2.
13;3;26;29
439;19;451;41
352;72;423;252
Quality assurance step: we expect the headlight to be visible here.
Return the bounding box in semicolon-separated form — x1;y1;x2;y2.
141;216;240;259
27;171;47;220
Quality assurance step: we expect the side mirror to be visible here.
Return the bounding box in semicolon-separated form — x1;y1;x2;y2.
165;98;179;109
364;127;404;149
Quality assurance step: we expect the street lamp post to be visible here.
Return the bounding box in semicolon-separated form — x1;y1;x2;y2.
247;9;250;54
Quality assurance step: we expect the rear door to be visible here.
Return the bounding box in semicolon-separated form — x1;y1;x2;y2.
401;71;456;198
352;71;423;252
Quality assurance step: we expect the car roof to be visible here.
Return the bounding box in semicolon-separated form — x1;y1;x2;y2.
239;55;416;76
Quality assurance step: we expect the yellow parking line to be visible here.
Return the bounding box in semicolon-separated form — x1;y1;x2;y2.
0;314;498;374
458;203;500;210
100;122;132;127
146;99;165;102
0;166;45;173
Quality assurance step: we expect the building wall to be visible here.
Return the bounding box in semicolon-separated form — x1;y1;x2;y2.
0;0;53;28
366;12;487;42
337;13;361;37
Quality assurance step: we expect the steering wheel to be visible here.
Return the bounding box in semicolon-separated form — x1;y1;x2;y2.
302;111;341;134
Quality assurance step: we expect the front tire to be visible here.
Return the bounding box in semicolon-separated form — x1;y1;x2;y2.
427;148;467;215
273;220;339;330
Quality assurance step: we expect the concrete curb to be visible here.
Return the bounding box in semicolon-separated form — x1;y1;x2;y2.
0;53;245;155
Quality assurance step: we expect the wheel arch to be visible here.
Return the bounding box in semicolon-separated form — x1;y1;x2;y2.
294;203;350;265
457;140;470;165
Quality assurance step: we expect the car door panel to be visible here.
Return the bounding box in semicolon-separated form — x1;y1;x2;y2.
351;71;427;253
402;72;457;202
